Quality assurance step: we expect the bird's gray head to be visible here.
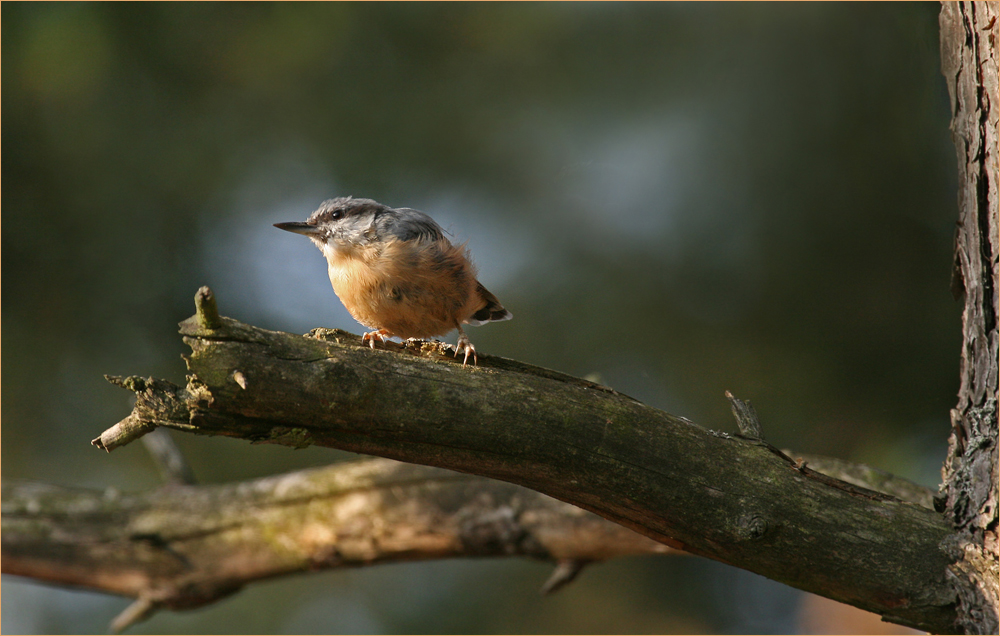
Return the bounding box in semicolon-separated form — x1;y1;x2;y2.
274;197;446;259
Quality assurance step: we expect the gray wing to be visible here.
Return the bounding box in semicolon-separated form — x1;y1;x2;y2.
378;207;447;242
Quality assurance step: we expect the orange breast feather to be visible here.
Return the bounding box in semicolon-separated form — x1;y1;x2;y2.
327;238;480;340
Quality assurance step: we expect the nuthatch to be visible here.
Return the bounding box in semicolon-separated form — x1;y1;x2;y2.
275;197;512;366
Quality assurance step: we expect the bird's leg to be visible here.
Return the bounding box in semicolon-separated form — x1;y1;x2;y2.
454;326;478;367
362;329;392;349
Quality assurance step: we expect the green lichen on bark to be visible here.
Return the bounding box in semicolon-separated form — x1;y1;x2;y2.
258;426;313;449
90;292;959;632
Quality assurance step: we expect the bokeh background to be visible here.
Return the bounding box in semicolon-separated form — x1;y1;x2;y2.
3;2;958;633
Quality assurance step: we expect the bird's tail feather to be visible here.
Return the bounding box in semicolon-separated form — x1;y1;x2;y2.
467;283;513;325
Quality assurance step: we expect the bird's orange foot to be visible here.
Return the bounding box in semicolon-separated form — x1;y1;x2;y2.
455;332;478;367
362;329;392;349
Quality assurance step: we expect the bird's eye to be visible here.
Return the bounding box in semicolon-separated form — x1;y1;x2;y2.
331;209;344;220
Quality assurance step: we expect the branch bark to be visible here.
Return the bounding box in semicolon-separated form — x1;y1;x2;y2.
2;458;673;631
939;2;1000;634
12;8;996;632
2;439;935;632
80;292;957;633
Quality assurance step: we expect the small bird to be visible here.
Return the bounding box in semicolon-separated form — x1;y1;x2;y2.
275;197;512;366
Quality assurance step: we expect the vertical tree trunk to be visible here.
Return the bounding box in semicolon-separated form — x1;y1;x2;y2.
939;2;999;634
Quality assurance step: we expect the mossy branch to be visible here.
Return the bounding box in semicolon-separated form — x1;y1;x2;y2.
2;458;671;632
80;288;957;632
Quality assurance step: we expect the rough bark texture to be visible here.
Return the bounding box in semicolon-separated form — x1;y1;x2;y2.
2;458;672;630
2;442;935;632
939;3;1000;634
5;7;997;634
81;292;957;633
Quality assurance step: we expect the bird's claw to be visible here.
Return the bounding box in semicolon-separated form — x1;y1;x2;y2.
455;333;478;367
362;330;390;349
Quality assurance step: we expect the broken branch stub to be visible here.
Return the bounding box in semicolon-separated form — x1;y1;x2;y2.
93;287;959;632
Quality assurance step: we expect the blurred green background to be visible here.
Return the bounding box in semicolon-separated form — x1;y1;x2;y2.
3;2;957;633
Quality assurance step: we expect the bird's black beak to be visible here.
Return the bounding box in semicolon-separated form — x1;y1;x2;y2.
274;221;321;237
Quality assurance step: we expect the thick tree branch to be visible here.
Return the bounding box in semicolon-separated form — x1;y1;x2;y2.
83;290;958;632
2;452;934;631
2;458;672;631
939;3;1000;634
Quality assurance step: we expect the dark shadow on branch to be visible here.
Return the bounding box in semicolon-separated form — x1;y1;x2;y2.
75;288;958;633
